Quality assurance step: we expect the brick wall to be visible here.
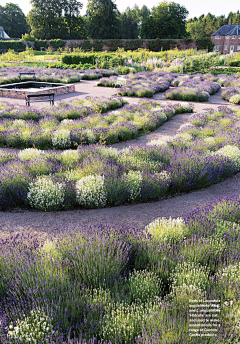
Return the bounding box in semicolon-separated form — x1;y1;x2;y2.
33;39;196;52
211;35;240;54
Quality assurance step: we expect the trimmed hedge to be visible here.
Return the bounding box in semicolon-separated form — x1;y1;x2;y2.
49;39;66;49
62;53;124;66
34;40;49;51
0;40;25;51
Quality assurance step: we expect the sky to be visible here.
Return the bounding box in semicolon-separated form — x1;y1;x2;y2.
1;0;240;19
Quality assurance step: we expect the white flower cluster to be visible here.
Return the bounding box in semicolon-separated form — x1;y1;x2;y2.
147;135;172;146
174;133;193;141
100;302;149;342
61;149;79;166
85;129;97;144
27;176;65;211
216;262;240;284
179;102;192;113
6;308;56;343
129;269;163;303
204;136;216;144
60;119;74;125
52;129;71;148
215;145;240;169
125;170;142;202
145;216;188;243
18;148;44;161
75;174;107;208
168;284;206;304
229;94;240;104
10;119;26;128
169;261;210;290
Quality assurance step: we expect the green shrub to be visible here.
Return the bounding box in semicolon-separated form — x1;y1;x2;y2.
34;40;49;51
49;39;66;50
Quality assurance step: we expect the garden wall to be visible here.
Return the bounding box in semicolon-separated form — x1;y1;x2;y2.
28;39;197;52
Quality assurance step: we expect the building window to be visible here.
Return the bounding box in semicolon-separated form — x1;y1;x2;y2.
232;35;236;39
215;35;220;39
238;46;240;51
226;35;229;39
225;45;228;50
215;45;219;51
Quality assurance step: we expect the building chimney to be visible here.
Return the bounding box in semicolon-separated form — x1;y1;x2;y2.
228;18;232;27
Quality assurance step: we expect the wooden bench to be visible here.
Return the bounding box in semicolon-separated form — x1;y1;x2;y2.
19;72;36;81
25;93;55;106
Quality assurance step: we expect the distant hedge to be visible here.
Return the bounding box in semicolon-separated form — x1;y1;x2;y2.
62;53;124;66
0;40;25;51
34;40;49;51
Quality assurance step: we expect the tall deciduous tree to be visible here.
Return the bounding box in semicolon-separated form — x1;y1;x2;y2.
86;0;120;39
27;0;83;39
120;6;140;39
141;1;188;39
0;3;29;38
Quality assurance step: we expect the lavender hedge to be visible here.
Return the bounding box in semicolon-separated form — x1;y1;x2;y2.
1;193;240;343
1;106;240;211
0;67;118;84
0;100;192;149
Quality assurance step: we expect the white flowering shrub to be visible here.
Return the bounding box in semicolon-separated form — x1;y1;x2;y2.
216;263;240;285
75;174;107;208
100;302;150;342
145;217;189;244
179;102;192;113
215;145;240;169
147;135;172;146
61;149;79;167
129;269;163;303
18;148;44;162
11;119;26;128
229;94;240;104
27;176;65;211
124;170;142;202
204;137;216;144
85;129;97;144
52;129;71;148
6;308;56;343
169;261;210;290
174;133;193;141
167;284;206;304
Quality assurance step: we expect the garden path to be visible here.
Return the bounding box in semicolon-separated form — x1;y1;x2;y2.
0;80;239;242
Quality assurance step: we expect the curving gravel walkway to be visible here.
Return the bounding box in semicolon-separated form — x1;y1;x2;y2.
0;80;239;242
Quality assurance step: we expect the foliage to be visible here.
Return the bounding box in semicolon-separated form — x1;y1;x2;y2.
34;40;49;51
86;0;121;39
27;0;83;40
195;36;214;50
0;3;29;38
49;39;66;50
141;1;188;39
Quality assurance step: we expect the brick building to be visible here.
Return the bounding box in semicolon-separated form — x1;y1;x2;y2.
211;20;240;54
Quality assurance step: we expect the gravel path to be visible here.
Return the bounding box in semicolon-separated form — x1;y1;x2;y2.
0;80;239;242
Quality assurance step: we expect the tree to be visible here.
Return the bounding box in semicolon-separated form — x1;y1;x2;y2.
0;3;29;38
141;1;188;39
120;6;140;39
27;0;83;39
86;0;120;39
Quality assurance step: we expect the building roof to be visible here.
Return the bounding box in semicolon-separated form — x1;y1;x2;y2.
0;26;10;39
211;25;240;36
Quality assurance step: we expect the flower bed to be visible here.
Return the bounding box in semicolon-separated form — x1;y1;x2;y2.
2;106;240;211
1;194;240;343
0;67;118;85
97;71;175;97
97;71;240;102
0;100;192;149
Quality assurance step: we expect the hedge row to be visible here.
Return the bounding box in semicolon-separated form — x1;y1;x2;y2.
62;53;125;66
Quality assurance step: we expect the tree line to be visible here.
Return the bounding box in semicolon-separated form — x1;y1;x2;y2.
0;0;240;43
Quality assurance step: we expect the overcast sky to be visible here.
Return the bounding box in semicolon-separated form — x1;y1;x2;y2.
1;0;240;18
